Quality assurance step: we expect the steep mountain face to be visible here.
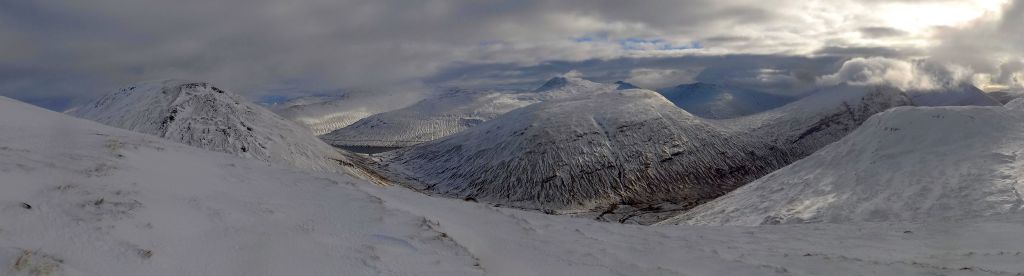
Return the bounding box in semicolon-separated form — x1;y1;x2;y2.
657;83;794;119
272;93;416;135
387;89;776;212
906;84;1000;107
321;77;615;149
385;81;912;218
669;105;1024;226
70;80;350;172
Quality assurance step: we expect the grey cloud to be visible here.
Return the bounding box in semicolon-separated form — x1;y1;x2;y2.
930;0;1024;89
0;0;1018;109
859;27;910;38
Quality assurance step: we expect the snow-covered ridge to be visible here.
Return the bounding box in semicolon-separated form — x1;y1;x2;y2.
321;77;619;149
385;82;912;219
320;89;539;148
906;83;1000;107
69;79;351;172
669;104;1024;226
271;92;418;135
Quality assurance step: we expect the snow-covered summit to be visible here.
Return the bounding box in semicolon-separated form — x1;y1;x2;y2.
532;77;615;98
906;83;1000;107
70;79;351;172
320;89;539;149
669;104;1024;226
614;81;640;90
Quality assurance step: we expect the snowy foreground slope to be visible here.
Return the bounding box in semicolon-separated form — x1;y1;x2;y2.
6;96;1024;275
271;92;418;135
69;80;350;172
668;104;1024;226
386;81;911;220
320;89;538;148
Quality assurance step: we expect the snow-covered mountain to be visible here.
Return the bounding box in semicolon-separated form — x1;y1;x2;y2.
988;89;1024;104
668;104;1024;226
7;95;1024;275
906;83;1000;107
69;80;351;172
656;83;794;119
384;81;911;220
270;92;420;135
320;89;539;149
321;77;619;150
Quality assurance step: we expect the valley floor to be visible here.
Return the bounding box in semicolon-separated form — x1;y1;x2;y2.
3;97;1024;275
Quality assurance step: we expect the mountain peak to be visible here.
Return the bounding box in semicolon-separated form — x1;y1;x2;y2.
535;76;597;91
614;81;639;90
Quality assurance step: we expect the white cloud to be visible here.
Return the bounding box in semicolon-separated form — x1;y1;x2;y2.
818;57;973;90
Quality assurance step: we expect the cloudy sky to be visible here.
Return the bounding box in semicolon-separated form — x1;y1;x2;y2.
1;0;1021;110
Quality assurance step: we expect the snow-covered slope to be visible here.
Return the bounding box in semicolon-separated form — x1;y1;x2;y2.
657;83;794;119
7;95;1024;275
1006;97;1024;110
733;84;914;159
321;77;614;149
70;80;347;172
272;92;417;135
669;105;1024;226
386;83;911;218
907;84;1000;107
320;89;538;148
